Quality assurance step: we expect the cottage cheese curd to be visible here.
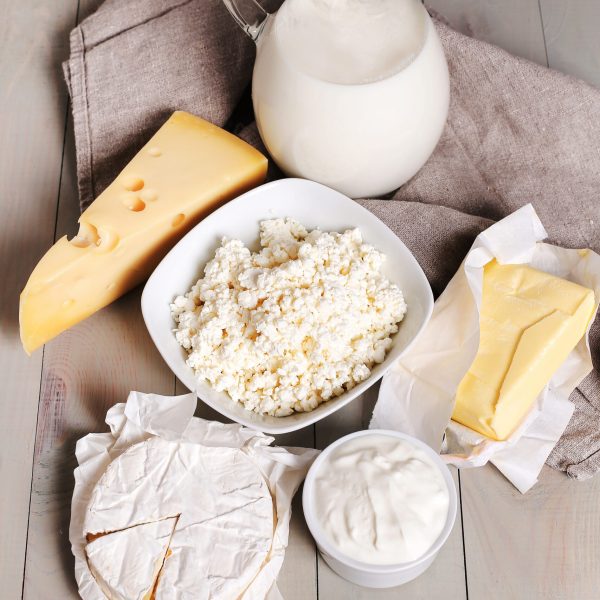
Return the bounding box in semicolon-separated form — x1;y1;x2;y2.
171;219;407;416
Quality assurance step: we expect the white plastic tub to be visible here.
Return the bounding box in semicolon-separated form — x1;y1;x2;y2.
302;430;457;588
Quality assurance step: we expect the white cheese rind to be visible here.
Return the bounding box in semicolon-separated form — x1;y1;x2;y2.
85;517;177;600
84;437;274;599
171;218;407;416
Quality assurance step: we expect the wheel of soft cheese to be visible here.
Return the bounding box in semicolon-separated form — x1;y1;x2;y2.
84;437;274;599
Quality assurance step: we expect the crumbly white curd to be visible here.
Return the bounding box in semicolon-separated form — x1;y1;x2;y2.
171;219;406;416
313;434;449;565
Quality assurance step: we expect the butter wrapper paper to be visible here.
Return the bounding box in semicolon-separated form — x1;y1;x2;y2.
371;204;600;493
70;391;319;600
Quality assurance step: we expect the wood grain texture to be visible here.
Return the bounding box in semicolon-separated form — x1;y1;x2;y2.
426;4;600;599
271;428;318;600
270;421;319;600
22;122;176;600
427;0;548;66
461;465;600;600
540;0;600;87
0;0;79;597
423;5;596;600
7;1;600;599
20;2;169;598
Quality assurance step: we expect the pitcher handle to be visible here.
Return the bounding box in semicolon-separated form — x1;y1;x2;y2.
222;0;270;42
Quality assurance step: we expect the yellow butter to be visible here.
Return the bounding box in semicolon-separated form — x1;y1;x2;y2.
452;260;595;441
20;111;268;354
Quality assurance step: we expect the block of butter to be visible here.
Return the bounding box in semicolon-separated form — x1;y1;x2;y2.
20;111;267;354
452;260;595;441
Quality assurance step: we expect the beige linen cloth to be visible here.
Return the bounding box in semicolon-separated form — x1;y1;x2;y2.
64;0;600;479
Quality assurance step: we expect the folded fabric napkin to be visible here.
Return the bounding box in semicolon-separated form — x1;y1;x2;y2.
64;0;600;479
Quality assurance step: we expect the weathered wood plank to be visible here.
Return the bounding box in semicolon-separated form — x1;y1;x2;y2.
21;1;173;597
427;0;548;66
272;422;318;600
420;4;594;600
540;0;600;87
0;0;79;597
461;465;600;599
11;2;600;600
22;113;177;599
315;387;468;599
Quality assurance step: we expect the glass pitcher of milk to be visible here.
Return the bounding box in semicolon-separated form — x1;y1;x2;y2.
223;0;449;198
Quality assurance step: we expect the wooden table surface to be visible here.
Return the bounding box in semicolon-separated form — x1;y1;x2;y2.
2;1;600;599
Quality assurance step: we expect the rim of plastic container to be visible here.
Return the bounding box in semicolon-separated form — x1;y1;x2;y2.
302;429;458;573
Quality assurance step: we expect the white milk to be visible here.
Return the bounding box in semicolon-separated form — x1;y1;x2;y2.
252;0;449;198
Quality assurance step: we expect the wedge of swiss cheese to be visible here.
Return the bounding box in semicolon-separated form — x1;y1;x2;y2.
452;260;595;441
20;111;267;354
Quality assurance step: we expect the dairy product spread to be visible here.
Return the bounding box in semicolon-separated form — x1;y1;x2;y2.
452;260;595;441
84;436;274;599
312;434;449;565
19;111;267;354
171;218;407;416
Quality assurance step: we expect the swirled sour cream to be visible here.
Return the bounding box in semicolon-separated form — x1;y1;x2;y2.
313;434;449;565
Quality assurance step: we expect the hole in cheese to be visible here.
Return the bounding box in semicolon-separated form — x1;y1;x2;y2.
171;213;185;227
94;229;120;253
70;223;100;248
121;175;144;191
140;189;158;202
121;193;146;212
69;223;119;253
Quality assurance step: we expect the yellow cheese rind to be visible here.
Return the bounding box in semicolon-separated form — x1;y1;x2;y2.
19;111;268;354
452;260;595;441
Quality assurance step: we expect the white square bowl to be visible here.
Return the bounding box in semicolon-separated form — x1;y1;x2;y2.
141;178;433;434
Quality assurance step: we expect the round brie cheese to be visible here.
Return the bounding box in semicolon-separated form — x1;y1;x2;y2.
84;437;274;599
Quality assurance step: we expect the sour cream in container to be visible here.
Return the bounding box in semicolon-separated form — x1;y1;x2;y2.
303;430;457;588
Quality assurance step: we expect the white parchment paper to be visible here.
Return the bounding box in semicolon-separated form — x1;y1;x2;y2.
70;391;319;600
371;204;600;493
